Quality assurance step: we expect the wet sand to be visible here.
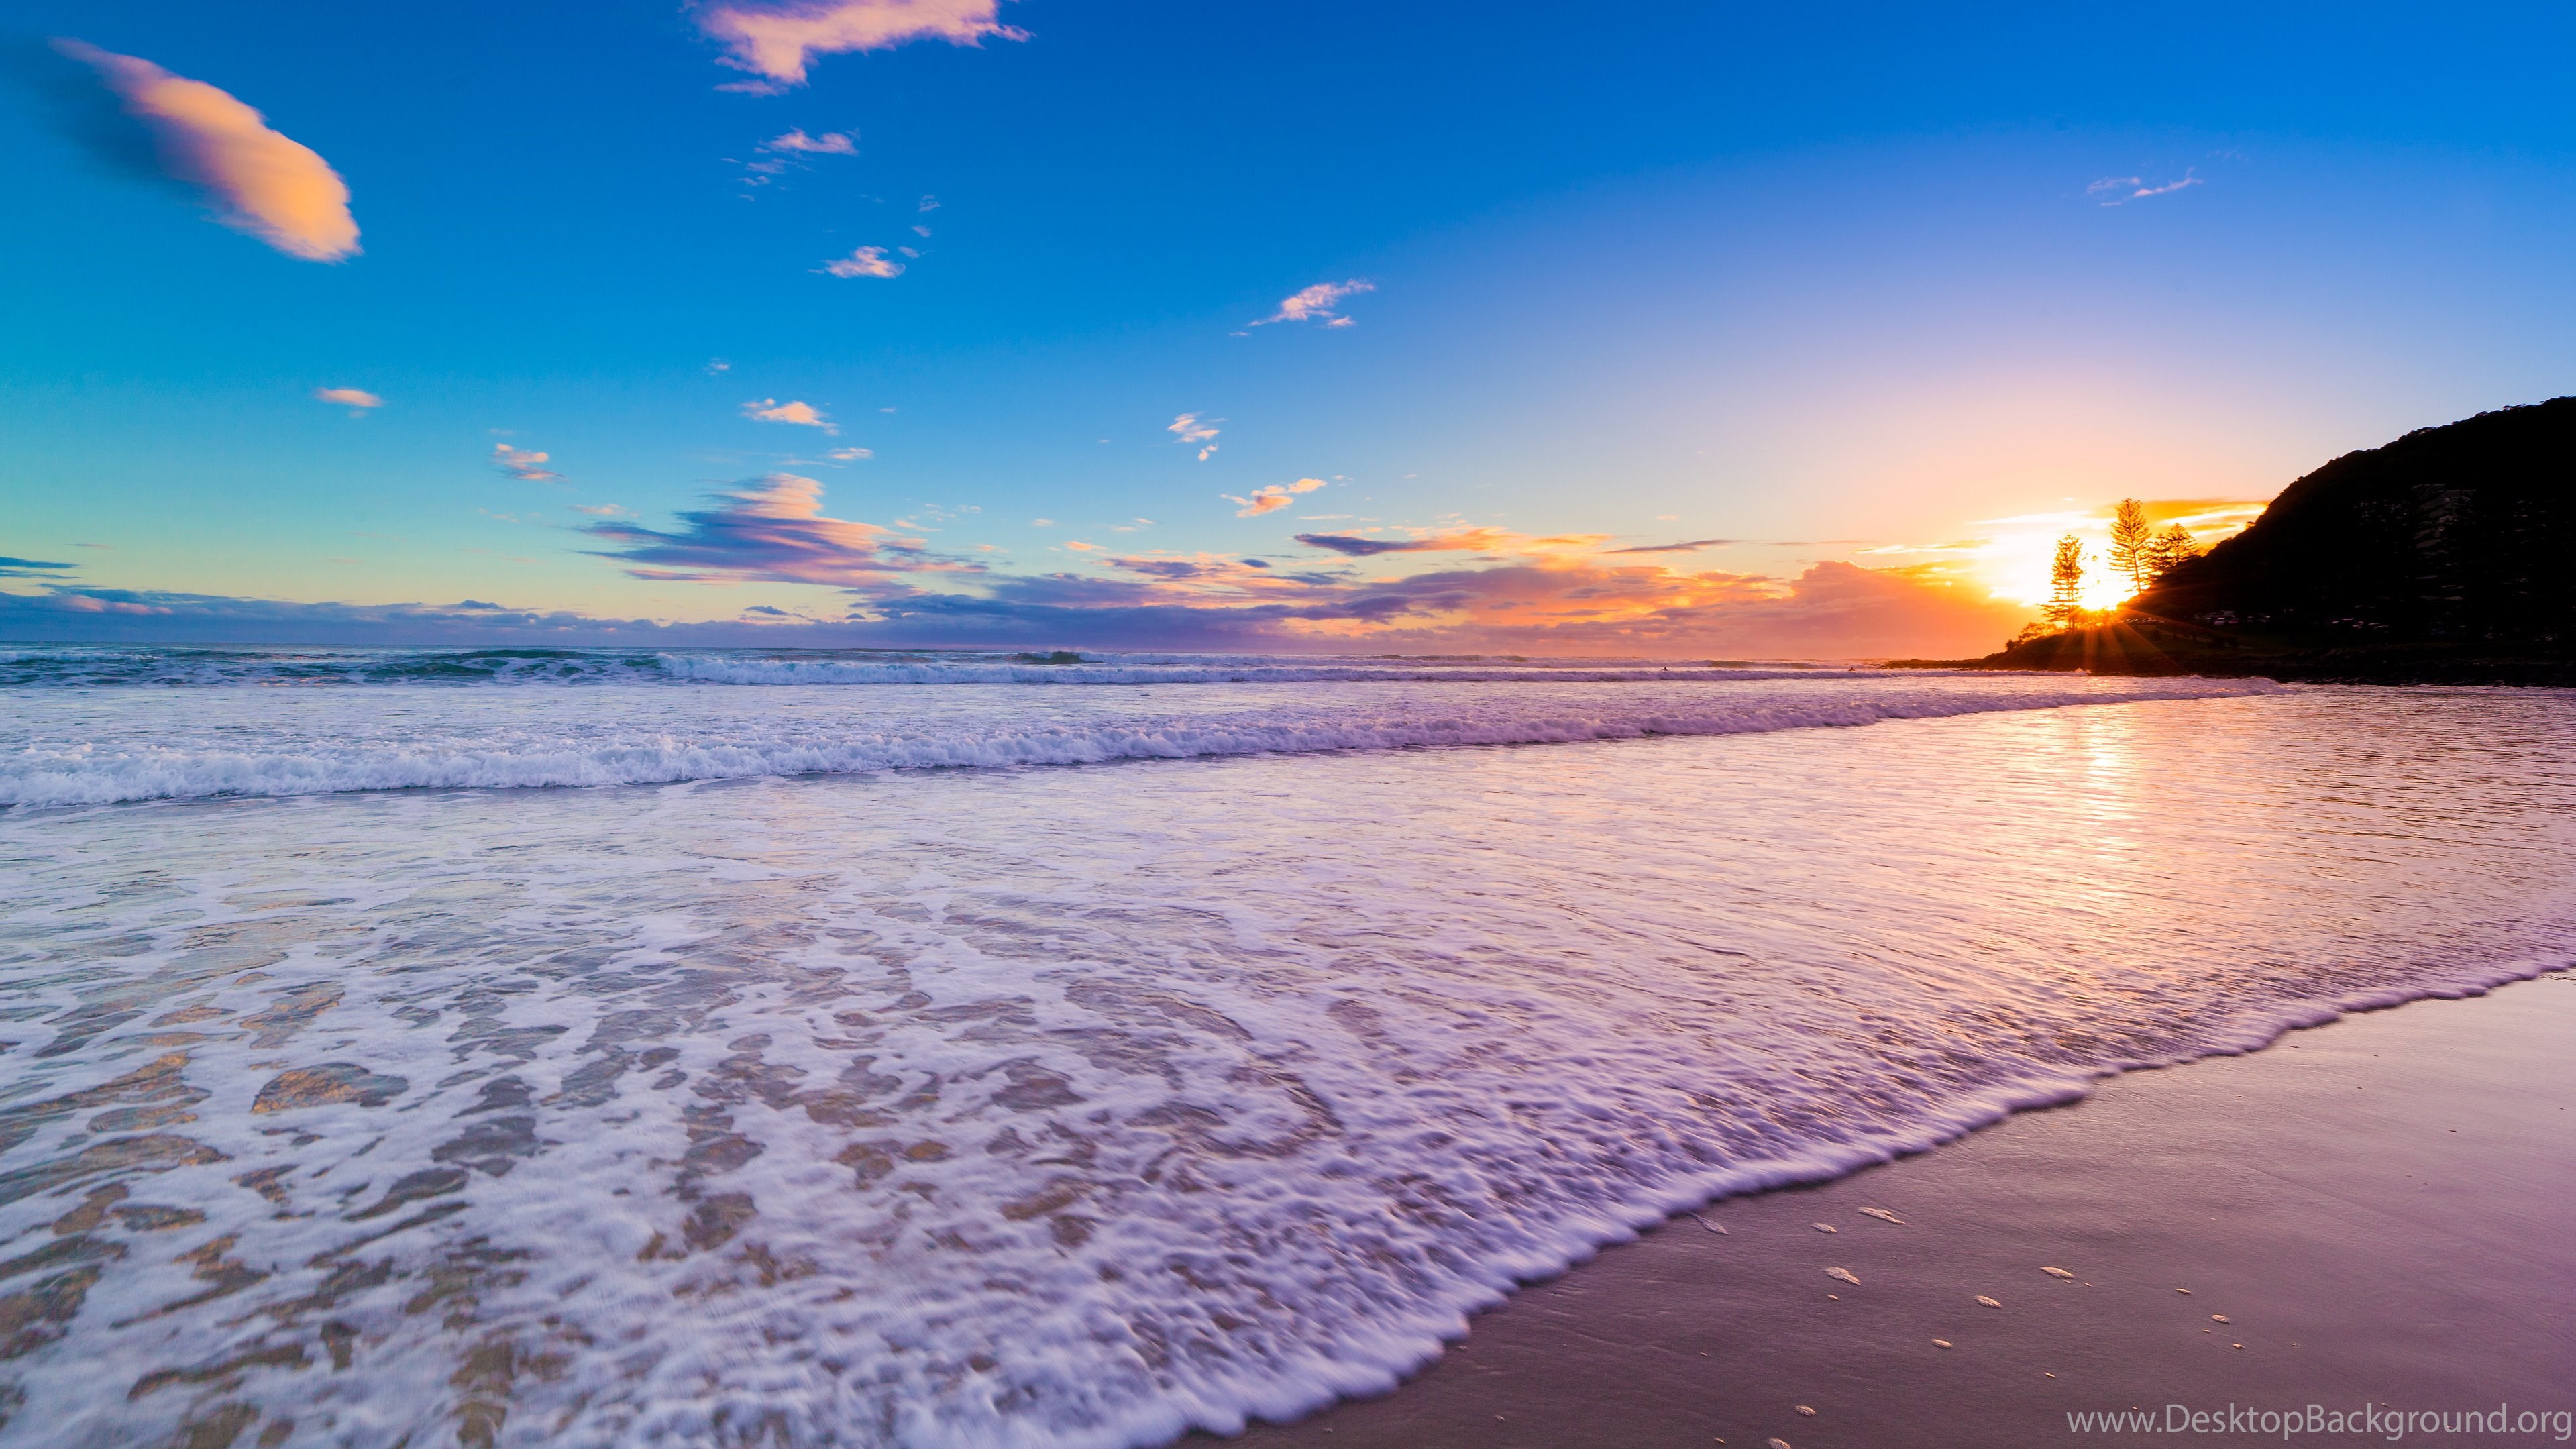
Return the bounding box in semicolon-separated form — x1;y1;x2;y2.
1215;973;2576;1448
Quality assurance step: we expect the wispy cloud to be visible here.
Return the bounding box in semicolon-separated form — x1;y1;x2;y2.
828;446;873;461
1292;526;1599;557
312;386;381;413
761;127;857;155
570;503;631;517
1169;413;1220;460
743;398;838;433
1224;478;1326;517
698;0;1028;90
2088;168;2201;205
0;556;77;580
584;473;973;588
1603;538;1739;554
491;443;563;482
1252;278;1374;327
822;245;905;278
55;40;358;261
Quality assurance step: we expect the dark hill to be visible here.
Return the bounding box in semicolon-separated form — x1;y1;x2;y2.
2136;396;2576;643
1894;399;2576;683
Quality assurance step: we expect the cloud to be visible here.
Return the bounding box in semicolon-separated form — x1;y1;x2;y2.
1603;538;1739;554
6;550;2031;659
0;556;76;579
570;503;630;517
313;386;380;413
698;0;1028;89
1253;279;1374;327
761;128;857;155
1292;526;1544;556
1224;478;1326;517
1168;413;1220;460
2088;168;2201;205
492;443;562;482
743;398;838;432
823;245;905;278
54;40;358;261
584;473;974;588
828;446;873;461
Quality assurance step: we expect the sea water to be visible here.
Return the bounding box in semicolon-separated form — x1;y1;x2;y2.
0;649;2569;1447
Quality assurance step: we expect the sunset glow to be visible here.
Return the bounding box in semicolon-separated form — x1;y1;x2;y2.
5;5;2570;656
5;7;2573;1446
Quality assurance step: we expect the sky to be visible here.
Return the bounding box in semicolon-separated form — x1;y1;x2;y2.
5;0;2575;656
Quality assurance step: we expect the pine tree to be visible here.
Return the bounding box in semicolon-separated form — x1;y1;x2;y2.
2146;524;2199;584
2043;533;2086;628
2107;499;2155;594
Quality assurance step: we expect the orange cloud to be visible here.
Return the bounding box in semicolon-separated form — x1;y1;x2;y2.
57;40;358;262
1225;478;1327;517
700;0;1028;89
743;398;837;433
950;547;2029;659
312;386;380;412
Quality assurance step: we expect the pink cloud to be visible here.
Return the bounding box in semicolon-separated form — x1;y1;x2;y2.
57;40;358;261
1224;478;1327;517
743;398;838;432
492;443;562;482
1293;525;1603;556
1253;279;1374;327
823;245;905;278
761;128;858;154
699;0;1028;89
1168;413;1220;460
585;473;976;588
312;386;380;412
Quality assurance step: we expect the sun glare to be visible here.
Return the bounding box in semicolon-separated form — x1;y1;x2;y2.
1950;502;2261;611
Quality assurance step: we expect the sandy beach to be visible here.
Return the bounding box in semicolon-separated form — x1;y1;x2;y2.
1221;974;2576;1448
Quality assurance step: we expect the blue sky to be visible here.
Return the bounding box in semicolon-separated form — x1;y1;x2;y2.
5;1;2574;653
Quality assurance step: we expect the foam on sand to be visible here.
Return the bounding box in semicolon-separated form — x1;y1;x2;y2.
1;680;2567;1448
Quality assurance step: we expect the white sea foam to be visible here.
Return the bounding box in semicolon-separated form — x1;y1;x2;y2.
0;676;2274;806
2;682;2567;1449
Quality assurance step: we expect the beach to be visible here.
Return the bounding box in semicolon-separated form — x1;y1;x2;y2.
1;656;2570;1446
1228;975;2576;1448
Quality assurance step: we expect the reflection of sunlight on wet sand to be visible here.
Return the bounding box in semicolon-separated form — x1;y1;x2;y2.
3;688;2571;1446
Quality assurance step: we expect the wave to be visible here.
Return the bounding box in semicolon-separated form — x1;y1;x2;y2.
0;680;2277;806
0;644;1881;690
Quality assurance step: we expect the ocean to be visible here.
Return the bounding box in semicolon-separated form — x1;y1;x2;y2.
1;647;2569;1447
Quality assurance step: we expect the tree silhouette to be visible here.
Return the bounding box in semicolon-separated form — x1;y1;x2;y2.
2108;499;2155;594
2043;533;2086;628
2146;523;2199;583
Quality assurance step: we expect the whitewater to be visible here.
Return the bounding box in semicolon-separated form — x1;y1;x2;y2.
1;647;2569;1448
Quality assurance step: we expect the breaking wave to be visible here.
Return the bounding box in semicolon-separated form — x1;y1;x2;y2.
0;678;2278;806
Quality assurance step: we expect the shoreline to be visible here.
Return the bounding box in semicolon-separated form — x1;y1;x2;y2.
1209;973;2576;1448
